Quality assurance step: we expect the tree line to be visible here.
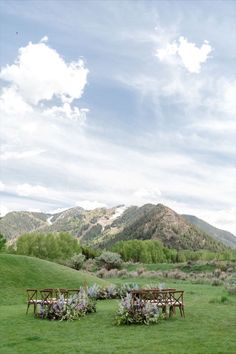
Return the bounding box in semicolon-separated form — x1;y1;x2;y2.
1;232;235;264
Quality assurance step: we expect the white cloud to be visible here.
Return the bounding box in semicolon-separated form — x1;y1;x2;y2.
40;35;48;43
133;187;162;204
0;39;89;126
0;40;88;105
75;200;108;210
0;87;32;115
0;149;45;160
156;36;212;73
0;205;9;217
50;207;69;214
170;201;236;235
27;208;42;213
0;181;5;192
16;183;49;197
43;103;88;122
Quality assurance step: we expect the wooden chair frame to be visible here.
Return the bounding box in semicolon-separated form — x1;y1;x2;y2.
130;289;184;318
26;289;41;314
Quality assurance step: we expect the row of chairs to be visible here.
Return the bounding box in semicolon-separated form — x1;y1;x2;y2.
130;288;185;317
26;288;81;314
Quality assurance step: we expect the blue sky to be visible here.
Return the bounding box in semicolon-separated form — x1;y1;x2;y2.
0;0;235;234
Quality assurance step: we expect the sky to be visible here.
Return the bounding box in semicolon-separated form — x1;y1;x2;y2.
0;0;235;234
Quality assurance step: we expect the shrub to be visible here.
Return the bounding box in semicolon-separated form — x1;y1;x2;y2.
69;253;86;270
83;258;97;272
115;293;161;325
211;279;223;286
96;251;122;270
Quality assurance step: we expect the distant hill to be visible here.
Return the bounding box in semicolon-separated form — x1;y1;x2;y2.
0;254;107;305
99;204;227;251
182;215;236;249
0;204;232;251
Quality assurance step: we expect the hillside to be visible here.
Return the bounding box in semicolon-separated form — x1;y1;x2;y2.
182;214;236;248
99;204;227;251
0;204;232;252
0;254;107;305
0;211;49;240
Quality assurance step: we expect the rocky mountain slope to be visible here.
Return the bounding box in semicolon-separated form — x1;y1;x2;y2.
1;204;234;251
182;214;236;249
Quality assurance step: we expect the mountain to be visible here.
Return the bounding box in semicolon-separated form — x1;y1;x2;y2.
0;211;49;240
0;204;232;251
182;214;236;249
98;204;227;251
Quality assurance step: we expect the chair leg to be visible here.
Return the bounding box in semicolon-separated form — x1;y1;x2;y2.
26;303;30;315
182;306;185;317
34;302;37;315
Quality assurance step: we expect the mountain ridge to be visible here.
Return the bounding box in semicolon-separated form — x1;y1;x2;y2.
0;204;235;250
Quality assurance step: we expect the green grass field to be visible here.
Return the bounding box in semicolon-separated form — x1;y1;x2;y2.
0;254;236;354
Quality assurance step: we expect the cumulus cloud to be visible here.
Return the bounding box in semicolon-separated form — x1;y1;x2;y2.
0;86;32;115
75;200;108;210
0;38;89;123
156;36;212;73
0;39;88;104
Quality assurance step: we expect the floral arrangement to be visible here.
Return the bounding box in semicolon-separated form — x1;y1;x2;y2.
38;288;96;321
115;293;161;325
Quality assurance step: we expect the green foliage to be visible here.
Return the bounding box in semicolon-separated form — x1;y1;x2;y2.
0;233;6;251
96;251;122;270
15;232;81;260
68;253;86;270
112;240;166;263
82;245;101;259
112;239;236;264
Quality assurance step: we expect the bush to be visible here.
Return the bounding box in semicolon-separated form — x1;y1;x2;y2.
83;258;97;272
69;253;86;270
115;293;161;325
96;251;122;270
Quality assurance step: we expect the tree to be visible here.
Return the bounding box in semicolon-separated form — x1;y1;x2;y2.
15;232;81;260
0;234;6;251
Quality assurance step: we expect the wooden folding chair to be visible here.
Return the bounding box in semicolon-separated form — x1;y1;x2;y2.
39;288;54;305
168;290;185;317
55;288;69;302
26;289;41;314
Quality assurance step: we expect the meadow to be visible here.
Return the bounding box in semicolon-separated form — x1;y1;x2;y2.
0;254;236;354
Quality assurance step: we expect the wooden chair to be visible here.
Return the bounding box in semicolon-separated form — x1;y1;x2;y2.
39;288;54;305
26;289;41;314
168;290;185;317
55;288;69;302
67;289;80;298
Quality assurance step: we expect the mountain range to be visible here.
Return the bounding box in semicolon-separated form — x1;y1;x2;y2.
0;204;235;250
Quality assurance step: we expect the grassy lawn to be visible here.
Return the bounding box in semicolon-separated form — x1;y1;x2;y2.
1;255;236;353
